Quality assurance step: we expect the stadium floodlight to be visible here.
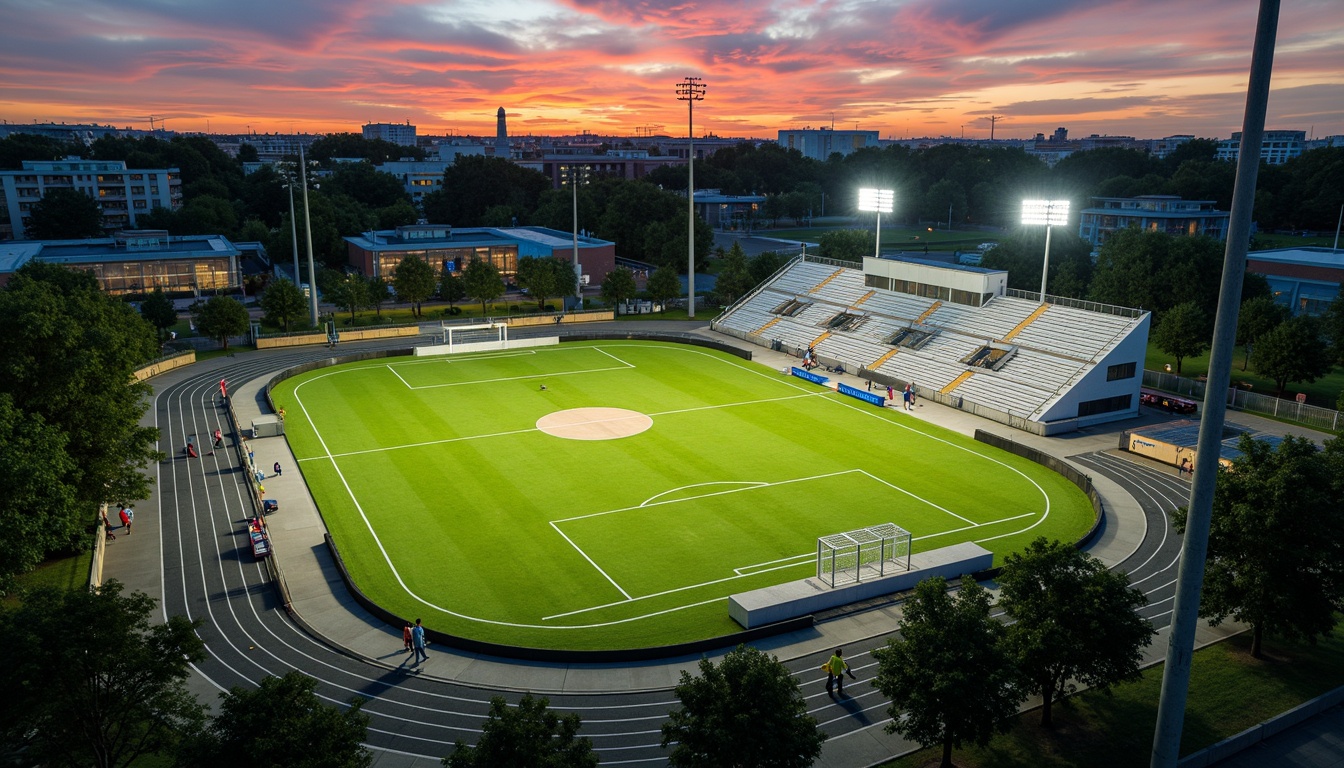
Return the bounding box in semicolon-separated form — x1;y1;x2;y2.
1021;199;1070;303
676;76;706;318
857;188;894;260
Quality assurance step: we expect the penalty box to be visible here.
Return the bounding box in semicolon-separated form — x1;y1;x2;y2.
549;469;972;601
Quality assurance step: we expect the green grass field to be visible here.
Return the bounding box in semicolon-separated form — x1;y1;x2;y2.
272;341;1094;650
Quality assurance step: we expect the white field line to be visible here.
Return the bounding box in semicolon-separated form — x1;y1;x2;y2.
548;521;632;600
591;346;636;368
734;553;814;576
385;363;413;390
858;469;976;525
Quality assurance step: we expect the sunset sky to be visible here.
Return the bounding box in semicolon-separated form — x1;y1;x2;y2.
1;0;1341;141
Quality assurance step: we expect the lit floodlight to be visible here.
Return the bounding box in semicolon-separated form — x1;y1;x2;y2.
1021;199;1069;226
858;187;894;214
1021;199;1071;303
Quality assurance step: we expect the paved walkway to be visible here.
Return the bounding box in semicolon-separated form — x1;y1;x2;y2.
103;321;1342;766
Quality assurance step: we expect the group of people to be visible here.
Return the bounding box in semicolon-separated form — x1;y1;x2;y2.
102;503;134;539
402;618;429;664
881;382;918;410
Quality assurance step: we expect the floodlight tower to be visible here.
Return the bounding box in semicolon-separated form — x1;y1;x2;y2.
300;141;319;327
676;76;706;317
857;188;894;259
1021;199;1070;303
560;163;590;303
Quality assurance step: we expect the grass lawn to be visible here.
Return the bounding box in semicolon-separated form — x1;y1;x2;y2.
1145;342;1344;409
881;630;1344;767
3;547;94;607
272;341;1093;650
767;225;995;252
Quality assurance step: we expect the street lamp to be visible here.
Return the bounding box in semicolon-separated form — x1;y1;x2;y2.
560;163;589;305
1021;199;1070;303
676;76;706;318
299;141;319;327
857;188;894;260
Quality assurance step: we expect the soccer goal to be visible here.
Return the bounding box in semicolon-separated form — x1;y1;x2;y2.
440;321;508;353
816;522;913;587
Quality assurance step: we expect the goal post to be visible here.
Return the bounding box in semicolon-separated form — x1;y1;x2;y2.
816;522;912;587
440;321;508;352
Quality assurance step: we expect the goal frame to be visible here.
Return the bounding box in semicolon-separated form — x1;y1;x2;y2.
440;321;508;352
816;522;912;587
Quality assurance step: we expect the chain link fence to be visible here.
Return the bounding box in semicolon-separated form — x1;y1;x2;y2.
1143;370;1341;432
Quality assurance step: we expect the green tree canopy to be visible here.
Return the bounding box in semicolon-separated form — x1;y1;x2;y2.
192;295;249;349
24;187;105;239
1322;293;1344;366
422;155;549;227
140;288;178;341
1250;315;1334;397
1152;300;1211;375
182;672;371;768
715;241;755;304
1236;296;1291;371
261;277;308;332
440;270;466;310
980;230;1094;296
443;694;596;768
600;265;637;308
660;644;825;768
748;251;794;287
0;262;160;568
999;538;1154;727
322;161;412;209
1174;434;1344;657
366;275;391;316
307;133;424;164
327;272;370;321
646;264;681;311
0;580;206;767
1089;229;1223;316
462;257;505;316
0;395;77;588
817;229;873;262
516;255;562;310
873;577;1025;768
393;254;437;318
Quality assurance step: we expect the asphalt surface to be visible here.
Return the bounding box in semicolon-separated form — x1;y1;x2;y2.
102;320;1331;767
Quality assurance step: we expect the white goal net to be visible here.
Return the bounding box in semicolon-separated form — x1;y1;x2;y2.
440;321;508;352
816;522;912;587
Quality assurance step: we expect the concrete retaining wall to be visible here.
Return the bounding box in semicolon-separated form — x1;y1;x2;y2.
508;310;615;327
133;351;196;381
728;542;994;629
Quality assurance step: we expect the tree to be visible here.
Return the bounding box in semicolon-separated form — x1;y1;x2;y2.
1173;434;1344;657
366;275;390;317
647;264;681;312
1237;296;1291;371
180;672;371;768
327;272;370;322
1152;301;1210;375
516;255;561;311
0;262;160;567
443;694;596;768
0;580;206;768
0;395;76;588
748;251;793;287
873;577;1024;768
660;644;825;768
422;155;549;227
1250;315;1334;397
600;266;637;308
140;288;178;342
462;257;504;316
1322;293;1344;366
260;277;307;331
715;241;755;304
998;538;1154;728
24;186;105;239
817;229;873;262
191;295;249;350
393;254;436;318
440;271;466;311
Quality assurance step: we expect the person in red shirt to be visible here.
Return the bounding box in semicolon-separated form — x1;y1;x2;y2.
402;622;413;653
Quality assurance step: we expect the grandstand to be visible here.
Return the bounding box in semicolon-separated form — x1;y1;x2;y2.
712;254;1151;434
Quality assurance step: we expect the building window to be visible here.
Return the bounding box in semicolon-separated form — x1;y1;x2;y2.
1106;362;1136;381
1078;394;1132;417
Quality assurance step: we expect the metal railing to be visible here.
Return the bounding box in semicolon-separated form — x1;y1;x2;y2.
1005;288;1146;318
1143;369;1341;432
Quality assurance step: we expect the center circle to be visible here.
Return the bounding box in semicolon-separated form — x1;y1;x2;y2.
535;407;653;441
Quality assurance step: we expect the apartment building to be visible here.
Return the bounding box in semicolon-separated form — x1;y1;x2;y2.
1078;195;1230;248
0;158;181;239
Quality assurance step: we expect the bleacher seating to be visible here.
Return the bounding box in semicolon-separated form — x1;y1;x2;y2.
713;258;1148;425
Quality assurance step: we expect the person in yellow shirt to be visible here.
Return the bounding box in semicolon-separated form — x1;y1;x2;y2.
824;648;857;695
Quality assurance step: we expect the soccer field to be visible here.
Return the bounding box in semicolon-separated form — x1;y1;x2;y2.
272;341;1094;650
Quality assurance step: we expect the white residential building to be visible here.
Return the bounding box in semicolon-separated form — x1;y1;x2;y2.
362;122;418;147
0;158;181;239
1217;130;1306;165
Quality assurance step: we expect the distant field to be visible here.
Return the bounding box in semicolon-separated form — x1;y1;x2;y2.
273;341;1094;650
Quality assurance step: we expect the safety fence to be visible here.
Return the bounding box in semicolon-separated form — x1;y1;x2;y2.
1143;369;1341;432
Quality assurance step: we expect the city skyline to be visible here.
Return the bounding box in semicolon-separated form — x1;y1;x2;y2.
0;0;1341;141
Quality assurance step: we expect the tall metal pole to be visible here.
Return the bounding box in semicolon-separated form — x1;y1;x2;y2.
1150;2;1279;765
286;178;299;286
569;165;582;303
299;141;319;328
676;77;705;318
1039;224;1053;302
874;211;882;260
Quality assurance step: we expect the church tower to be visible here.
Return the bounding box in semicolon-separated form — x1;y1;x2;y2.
495;107;509;157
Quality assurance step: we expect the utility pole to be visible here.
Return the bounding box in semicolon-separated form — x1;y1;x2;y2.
676;76;706;319
988;115;1003;141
